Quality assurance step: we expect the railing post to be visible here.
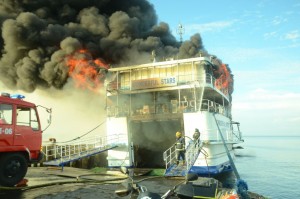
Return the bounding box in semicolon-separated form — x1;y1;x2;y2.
45;145;48;161
185;137;202;173
54;143;57;159
68;145;71;159
79;143;81;157
60;146;63;162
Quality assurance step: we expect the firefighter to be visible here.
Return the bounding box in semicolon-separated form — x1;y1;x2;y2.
193;128;201;149
175;131;185;165
193;128;201;141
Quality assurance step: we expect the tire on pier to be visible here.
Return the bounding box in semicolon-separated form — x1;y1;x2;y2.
0;153;28;187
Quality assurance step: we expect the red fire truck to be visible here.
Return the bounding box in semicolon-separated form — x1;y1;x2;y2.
0;93;51;187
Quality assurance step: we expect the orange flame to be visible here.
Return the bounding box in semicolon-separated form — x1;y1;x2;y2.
220;64;229;88
215;64;233;95
65;49;109;92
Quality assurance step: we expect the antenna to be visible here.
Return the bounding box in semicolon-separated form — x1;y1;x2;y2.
151;50;156;63
176;23;185;43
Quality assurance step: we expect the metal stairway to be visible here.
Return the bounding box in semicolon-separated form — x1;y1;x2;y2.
43;134;125;170
163;137;203;176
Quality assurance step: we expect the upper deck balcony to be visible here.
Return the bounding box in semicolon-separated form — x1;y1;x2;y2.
106;57;229;100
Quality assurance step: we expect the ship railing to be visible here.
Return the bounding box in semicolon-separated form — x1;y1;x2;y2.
206;73;215;85
205;73;229;97
200;99;226;114
42;134;126;162
163;142;177;171
232;130;243;142
163;136;203;173
107;99;227;118
106;73;228;96
106;101;189;117
179;73;229;98
107;106;130;117
177;74;206;85
186;137;203;172
231;121;243;142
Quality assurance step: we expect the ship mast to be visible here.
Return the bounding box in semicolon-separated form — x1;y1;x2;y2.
176;23;185;43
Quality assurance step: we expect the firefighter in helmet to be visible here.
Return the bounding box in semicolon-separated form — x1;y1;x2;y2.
193;128;201;148
175;131;185;165
193;128;201;141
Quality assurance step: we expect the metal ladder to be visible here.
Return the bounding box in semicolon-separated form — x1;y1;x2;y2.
163;137;203;176
42;134;126;170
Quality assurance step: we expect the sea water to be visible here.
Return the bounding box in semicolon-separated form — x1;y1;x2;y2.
233;136;300;199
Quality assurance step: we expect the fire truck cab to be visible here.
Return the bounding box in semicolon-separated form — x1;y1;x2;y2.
0;93;48;187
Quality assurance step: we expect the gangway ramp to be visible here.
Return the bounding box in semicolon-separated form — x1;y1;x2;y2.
42;134;126;170
164;137;203;176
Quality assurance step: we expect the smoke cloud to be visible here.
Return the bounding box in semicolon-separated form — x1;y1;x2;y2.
0;0;229;93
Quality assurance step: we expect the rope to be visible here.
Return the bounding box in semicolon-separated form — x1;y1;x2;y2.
201;148;210;178
56;121;106;143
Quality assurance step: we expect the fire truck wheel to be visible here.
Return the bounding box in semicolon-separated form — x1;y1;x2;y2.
0;153;28;187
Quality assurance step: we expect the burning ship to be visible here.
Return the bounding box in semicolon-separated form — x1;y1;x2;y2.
0;0;244;176
104;55;244;176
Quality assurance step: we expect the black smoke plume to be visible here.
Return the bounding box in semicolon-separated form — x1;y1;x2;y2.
0;0;218;92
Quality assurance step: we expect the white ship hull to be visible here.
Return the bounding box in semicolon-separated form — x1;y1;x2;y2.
106;111;242;176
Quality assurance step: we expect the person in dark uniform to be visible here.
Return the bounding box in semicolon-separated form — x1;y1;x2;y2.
193;128;201;149
193;128;201;141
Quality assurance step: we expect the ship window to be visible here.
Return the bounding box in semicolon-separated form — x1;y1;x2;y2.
178;63;193;84
165;67;171;76
141;68;148;79
120;72;130;90
153;67;160;78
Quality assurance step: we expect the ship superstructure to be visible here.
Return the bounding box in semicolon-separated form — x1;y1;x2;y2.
105;55;243;175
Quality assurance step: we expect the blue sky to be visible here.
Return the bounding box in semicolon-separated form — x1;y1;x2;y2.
149;0;300;136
